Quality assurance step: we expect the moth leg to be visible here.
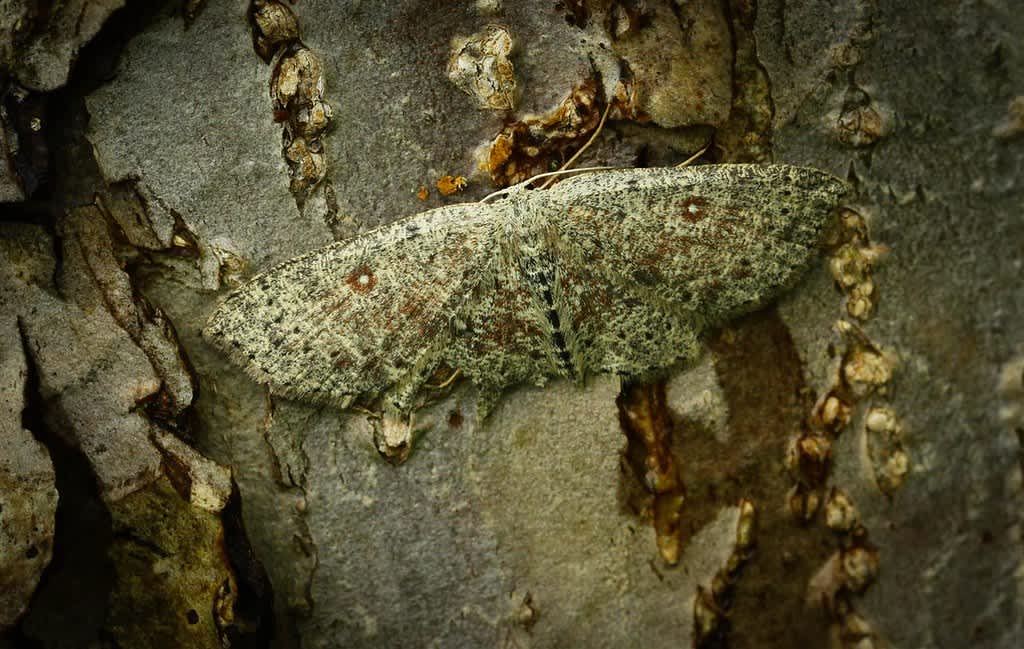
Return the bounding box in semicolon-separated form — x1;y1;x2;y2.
424;368;461;390
372;409;415;465
370;350;448;463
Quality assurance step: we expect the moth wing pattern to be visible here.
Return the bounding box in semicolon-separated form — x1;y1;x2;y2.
438;230;566;417
534;164;846;378
483;208;700;378
437;200;699;415
205;163;848;423
546;164;847;325
533;213;703;380
204;202;499;411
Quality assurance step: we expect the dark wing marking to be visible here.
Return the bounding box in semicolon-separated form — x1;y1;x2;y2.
441;221;568;416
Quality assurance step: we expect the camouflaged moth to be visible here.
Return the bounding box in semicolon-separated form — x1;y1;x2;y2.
205;164;847;460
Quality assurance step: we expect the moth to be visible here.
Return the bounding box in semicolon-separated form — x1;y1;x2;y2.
205;164;847;460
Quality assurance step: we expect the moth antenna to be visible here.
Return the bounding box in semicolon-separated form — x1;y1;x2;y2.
538;99;614;189
675;143;711;169
480;165;617;203
479;182;524;203
480;100;616;203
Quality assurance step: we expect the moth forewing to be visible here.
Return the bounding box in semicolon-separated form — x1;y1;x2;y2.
205;201;498;409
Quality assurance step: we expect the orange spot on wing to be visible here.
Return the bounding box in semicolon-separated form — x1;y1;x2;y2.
681;196;708;223
346;264;377;294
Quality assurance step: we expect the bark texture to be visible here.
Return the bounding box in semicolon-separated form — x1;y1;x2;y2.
1;1;1021;648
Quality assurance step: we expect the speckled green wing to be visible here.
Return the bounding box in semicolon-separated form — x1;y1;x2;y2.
439;235;567;417
204;202;498;411
537;164;848;376
205;163;847;419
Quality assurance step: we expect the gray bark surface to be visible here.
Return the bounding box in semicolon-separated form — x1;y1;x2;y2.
1;1;1021;648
